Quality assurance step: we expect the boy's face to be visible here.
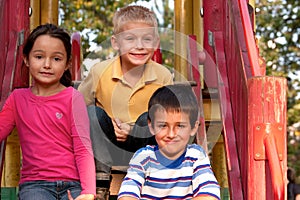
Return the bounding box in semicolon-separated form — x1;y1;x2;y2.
148;109;199;160
111;22;159;70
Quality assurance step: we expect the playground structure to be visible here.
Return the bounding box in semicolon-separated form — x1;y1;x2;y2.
0;0;287;199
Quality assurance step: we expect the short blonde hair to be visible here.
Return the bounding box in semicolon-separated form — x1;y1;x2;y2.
113;5;159;35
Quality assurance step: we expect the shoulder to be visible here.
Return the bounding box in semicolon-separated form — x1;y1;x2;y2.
148;60;172;74
9;88;31;98
89;57;117;74
186;144;207;159
132;145;156;159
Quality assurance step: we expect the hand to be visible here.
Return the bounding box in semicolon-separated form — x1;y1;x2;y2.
112;118;131;142
67;190;95;200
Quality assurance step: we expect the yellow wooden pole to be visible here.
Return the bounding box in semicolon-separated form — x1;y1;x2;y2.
192;0;203;46
30;0;41;30
174;0;193;81
212;136;229;199
41;0;58;25
1;129;20;187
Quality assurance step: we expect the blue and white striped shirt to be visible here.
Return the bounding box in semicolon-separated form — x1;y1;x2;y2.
118;144;220;200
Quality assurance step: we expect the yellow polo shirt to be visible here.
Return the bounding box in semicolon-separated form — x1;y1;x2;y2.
78;56;173;124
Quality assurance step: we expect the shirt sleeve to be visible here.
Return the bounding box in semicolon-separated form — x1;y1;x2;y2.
0;93;16;141
192;149;221;199
165;72;174;85
118;151;146;199
77;66;97;106
71;90;96;195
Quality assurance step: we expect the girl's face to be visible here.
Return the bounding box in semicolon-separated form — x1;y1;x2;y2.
111;22;159;71
148;109;199;160
24;35;68;87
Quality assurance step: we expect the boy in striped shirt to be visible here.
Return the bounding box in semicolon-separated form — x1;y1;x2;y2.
118;84;220;200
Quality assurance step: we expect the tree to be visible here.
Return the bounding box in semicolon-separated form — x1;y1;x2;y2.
255;0;300;125
59;0;135;59
59;0;173;60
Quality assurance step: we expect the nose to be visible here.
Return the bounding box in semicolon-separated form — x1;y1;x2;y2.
44;58;51;68
135;38;143;49
167;127;177;139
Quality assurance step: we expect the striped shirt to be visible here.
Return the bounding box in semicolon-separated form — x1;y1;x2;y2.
118;144;220;199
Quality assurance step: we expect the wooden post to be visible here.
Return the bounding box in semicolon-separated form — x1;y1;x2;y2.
248;76;287;200
1;130;20;187
174;0;193;81
41;0;58;25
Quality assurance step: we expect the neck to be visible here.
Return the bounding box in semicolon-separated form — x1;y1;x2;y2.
31;83;66;96
122;65;145;87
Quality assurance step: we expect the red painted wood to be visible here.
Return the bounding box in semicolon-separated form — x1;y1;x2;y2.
203;0;287;199
152;48;162;64
0;0;30;185
214;31;244;200
71;32;81;81
187;35;207;152
203;0;224;88
248;77;287;200
238;0;264;76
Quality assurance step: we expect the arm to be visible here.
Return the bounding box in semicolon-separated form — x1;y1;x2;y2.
193;196;220;200
192;146;221;199
118;197;138;200
0;92;16;141
71;91;96;196
112;118;131;142
118;151;146;199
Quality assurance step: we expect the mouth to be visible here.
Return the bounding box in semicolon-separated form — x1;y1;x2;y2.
40;72;53;76
130;52;148;58
164;140;178;144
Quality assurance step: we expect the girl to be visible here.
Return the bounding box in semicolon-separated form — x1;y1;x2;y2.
0;24;95;200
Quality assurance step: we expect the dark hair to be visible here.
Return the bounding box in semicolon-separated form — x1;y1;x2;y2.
148;84;199;127
23;23;73;87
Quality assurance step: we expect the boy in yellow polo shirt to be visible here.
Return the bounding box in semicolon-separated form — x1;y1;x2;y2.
78;5;173;199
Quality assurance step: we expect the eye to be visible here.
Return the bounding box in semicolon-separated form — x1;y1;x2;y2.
143;37;153;42
124;36;135;41
34;55;43;59
157;123;167;129
54;57;62;61
177;124;186;129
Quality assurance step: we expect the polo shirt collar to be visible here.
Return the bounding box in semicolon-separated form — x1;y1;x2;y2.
111;56;158;83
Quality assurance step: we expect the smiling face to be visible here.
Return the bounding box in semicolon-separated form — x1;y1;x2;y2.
111;22;159;71
24;35;69;87
149;109;199;160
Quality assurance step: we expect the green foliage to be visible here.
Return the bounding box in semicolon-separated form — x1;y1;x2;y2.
256;0;300;175
256;0;300;125
59;0;134;58
59;0;174;59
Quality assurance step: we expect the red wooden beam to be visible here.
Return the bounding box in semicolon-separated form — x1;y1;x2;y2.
248;77;287;200
71;32;81;81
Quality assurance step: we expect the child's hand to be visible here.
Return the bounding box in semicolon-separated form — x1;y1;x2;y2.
112;118;130;142
67;190;95;200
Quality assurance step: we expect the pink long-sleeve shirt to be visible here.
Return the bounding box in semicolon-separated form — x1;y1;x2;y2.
0;87;95;195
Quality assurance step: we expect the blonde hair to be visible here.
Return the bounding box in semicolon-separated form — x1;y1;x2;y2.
113;5;158;35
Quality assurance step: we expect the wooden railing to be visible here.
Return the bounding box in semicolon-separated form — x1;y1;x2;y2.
203;0;287;199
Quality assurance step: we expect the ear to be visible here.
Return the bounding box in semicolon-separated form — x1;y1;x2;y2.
154;37;160;50
23;57;29;67
148;120;155;136
190;121;200;137
66;60;71;71
111;35;120;51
